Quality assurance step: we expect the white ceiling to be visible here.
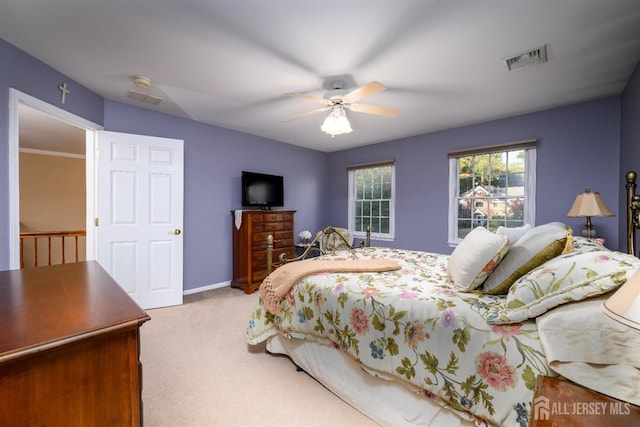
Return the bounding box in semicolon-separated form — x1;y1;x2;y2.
3;0;640;153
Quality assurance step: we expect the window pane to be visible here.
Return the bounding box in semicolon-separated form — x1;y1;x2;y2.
362;216;371;230
382;181;391;198
381;201;389;216
375;179;383;198
365;183;372;199
371;217;380;233
372;201;380;216
381;218;389;233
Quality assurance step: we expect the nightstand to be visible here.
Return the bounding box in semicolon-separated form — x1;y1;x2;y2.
529;375;640;426
295;242;320;258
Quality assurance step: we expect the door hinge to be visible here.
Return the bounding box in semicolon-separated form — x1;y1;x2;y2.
95;218;99;227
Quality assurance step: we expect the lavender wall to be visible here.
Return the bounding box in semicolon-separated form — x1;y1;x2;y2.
1;36;637;293
0;39;104;271
620;61;640;249
0;38;327;290
103;101;327;290
326;98;623;254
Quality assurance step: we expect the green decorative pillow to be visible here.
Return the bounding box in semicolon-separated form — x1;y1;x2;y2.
482;222;572;295
447;226;510;291
482;250;640;324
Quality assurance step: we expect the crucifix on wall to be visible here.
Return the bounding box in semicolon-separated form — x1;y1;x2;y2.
58;83;70;104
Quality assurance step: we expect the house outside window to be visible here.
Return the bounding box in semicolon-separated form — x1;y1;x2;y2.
348;161;395;241
448;140;536;245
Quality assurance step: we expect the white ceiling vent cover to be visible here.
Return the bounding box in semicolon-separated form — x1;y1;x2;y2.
505;45;547;71
127;90;163;105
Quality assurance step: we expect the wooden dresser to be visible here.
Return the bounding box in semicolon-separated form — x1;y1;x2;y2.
529;375;640;427
0;261;150;426
232;210;295;294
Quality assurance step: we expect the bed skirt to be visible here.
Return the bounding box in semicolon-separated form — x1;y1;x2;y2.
266;335;476;427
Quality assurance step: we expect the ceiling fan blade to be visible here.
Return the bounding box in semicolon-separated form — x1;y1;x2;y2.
348;103;399;117
283;107;330;123
341;81;387;104
286;93;332;105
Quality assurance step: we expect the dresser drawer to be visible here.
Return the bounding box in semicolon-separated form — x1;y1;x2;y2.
273;237;293;249
250;213;265;223
253;222;284;232
252;248;292;268
263;213;285;222
251;269;268;283
252;231;292;247
283;213;294;222
252;251;268;267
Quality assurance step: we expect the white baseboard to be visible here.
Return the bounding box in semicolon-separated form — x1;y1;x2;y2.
183;280;231;296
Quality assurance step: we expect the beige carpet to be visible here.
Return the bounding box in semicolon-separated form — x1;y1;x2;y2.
140;286;378;426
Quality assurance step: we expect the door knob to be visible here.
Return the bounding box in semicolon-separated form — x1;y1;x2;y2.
173;229;182;235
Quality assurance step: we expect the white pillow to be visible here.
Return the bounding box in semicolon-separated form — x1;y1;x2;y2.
447;227;509;291
496;224;531;244
537;293;640;405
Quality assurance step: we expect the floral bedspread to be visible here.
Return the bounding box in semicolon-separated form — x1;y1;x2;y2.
247;247;554;427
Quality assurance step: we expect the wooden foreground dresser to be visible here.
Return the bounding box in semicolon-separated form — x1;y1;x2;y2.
529;375;640;427
0;261;150;426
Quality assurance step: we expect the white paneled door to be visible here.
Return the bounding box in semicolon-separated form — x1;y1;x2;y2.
97;131;184;309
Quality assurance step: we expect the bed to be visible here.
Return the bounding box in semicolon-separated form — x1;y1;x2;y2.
246;171;640;427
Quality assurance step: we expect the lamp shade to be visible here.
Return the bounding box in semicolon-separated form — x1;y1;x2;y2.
567;189;614;218
602;269;640;331
321;105;353;137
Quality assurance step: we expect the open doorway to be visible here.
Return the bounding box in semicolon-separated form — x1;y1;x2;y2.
18;104;87;268
8;88;102;270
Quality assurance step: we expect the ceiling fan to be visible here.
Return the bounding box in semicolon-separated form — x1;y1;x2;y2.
284;81;399;136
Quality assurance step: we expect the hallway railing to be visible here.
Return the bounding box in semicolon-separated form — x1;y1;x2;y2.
20;230;87;268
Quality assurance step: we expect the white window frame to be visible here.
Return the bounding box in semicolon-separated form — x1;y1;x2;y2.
448;144;536;246
348;162;395;242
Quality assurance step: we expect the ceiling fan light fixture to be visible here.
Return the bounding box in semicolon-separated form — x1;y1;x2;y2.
321;105;352;137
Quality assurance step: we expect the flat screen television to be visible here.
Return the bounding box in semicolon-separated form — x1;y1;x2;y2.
241;171;284;209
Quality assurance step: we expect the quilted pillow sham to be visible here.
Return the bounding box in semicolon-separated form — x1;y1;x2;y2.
482;249;640;325
482;222;572;295
447;226;509;291
571;236;608;253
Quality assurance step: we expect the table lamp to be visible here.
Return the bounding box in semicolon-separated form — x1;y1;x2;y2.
567;189;614;239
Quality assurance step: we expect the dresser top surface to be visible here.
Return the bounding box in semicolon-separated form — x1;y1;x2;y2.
0;261;150;358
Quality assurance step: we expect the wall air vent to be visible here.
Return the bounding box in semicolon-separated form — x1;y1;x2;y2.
504;45;547;71
127;90;163;105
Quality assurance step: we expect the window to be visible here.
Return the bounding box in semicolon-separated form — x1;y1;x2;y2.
348;162;395;241
448;141;536;244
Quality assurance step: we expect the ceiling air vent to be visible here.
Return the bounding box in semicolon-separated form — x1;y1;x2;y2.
127;90;163;105
504;45;547;71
